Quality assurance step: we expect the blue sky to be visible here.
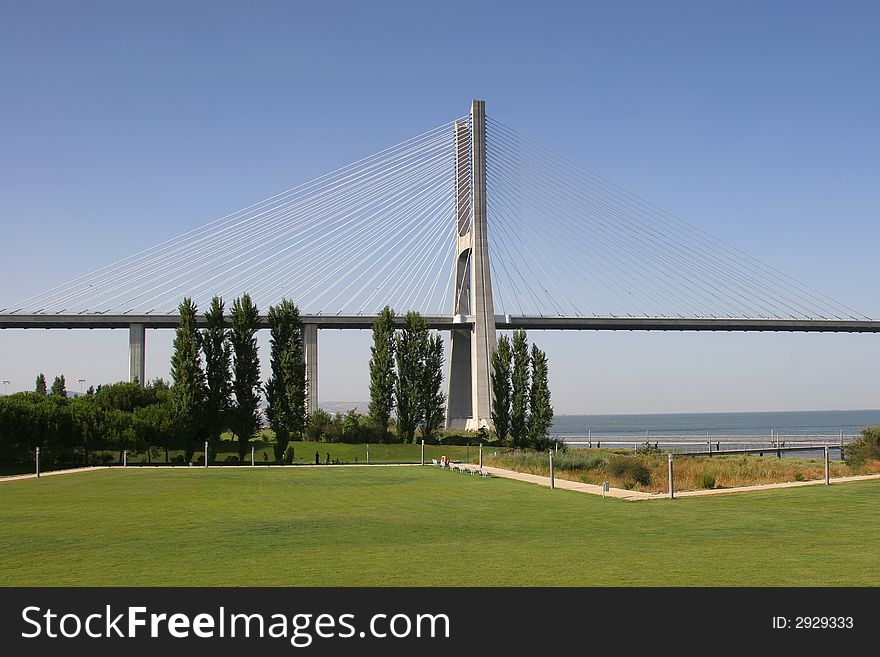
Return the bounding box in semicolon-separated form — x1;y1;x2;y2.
1;0;878;413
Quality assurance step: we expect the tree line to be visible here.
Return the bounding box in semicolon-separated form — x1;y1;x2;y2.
0;378;177;465
367;308;554;446
1;299;555;464
368;307;446;443
490;329;554;448
169;294;308;463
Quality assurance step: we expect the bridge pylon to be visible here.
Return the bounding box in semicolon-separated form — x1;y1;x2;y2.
446;99;497;430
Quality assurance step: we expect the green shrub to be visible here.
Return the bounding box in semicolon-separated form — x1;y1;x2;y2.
794;472;805;481
438;433;480;446
842;426;880;466
606;457;651;486
582;456;605;471
698;472;716;489
226;455;240;464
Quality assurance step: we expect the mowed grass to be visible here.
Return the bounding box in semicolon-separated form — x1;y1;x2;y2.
117;439;481;465
1;467;878;586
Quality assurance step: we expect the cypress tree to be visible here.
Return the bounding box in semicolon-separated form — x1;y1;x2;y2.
288;308;307;442
170;298;207;461
229;294;261;460
35;373;47;396
490;335;512;443
202;296;231;463
368;306;396;437
50;374;67;398
419;333;446;442
527;344;554;446
266;299;306;462
510;329;530;447
395;311;426;443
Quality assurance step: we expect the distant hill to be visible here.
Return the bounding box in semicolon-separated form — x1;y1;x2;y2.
320;401;370;415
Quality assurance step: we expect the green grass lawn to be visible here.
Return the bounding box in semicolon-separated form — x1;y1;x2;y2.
115;439;483;465
1;466;878;586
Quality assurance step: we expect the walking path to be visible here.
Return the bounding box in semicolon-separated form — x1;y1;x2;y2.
480;465;880;501
0;462;421;483
0;466;111;483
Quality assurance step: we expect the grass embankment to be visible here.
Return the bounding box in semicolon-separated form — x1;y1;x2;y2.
482;448;880;493
1;467;879;586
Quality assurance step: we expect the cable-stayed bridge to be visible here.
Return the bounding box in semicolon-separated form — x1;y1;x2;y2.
2;100;877;429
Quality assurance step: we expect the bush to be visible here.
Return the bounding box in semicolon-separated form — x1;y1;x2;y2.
606;457;651;486
530;436;567;452
225;455;240;464
170;454;185;464
698;472;716;489
842;425;880;466
437;433;479;446
794;472;805;481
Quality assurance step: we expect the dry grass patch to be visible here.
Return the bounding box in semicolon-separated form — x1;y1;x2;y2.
482;448;880;493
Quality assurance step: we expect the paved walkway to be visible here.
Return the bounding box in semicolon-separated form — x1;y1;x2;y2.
0;462;422;483
480;465;880;501
0;466;111;483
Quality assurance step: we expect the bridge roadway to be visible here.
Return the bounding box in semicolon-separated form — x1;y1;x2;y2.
3;312;878;421
2;313;880;332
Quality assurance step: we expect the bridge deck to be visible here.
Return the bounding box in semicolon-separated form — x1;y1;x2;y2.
1;314;879;332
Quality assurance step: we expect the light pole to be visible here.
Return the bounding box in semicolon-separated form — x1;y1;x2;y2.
1;379;9;395
77;378;86;395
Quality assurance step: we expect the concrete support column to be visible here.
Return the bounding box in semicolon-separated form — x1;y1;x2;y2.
468;99;496;430
445;100;497;431
446;119;475;428
129;323;145;386
304;323;318;415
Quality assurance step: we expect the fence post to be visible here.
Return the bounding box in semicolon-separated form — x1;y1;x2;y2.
204;440;208;468
824;446;830;485
421;440;425;466
479;444;483;469
549;450;555;490
36;446;40;478
668;452;674;500
251;446;255;467
123;450;127;467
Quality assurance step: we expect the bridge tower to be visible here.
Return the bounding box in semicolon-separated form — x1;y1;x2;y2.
446;99;497;430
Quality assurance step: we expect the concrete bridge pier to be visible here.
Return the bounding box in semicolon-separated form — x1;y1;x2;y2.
129;323;145;385
446;99;496;430
304;323;318;415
